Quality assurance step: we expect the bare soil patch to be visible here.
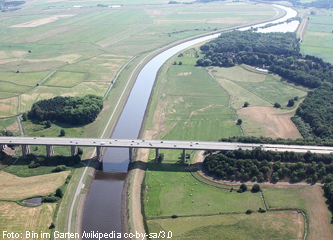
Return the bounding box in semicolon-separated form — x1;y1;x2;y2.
177;72;192;76
300;186;333;240
238;106;302;139
9;14;75;28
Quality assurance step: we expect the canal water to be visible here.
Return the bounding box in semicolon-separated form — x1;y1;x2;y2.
81;4;299;239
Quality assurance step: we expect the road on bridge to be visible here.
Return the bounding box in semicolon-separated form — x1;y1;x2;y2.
1;137;333;155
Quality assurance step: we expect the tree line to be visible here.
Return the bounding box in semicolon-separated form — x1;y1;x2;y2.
196;31;333;88
292;84;333;140
28;95;103;126
203;148;333;183
197;30;333;141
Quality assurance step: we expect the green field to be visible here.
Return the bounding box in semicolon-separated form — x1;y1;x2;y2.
301;9;333;64
146;54;241;142
210;65;308;109
147;211;303;240
145;163;263;218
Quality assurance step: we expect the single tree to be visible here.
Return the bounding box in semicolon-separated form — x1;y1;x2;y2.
22;113;28;121
274;102;281;108
239;183;247;192
178;61;183;65
251;184;261;193
287;99;295;107
45;120;52;128
237;119;242;125
243;101;249;107
60;129;66;136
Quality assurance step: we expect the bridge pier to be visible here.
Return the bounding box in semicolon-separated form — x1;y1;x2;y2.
96;147;101;160
182;149;186;164
22;145;30;158
46;145;54;157
129;147;133;161
155;148;160;163
71;146;78;156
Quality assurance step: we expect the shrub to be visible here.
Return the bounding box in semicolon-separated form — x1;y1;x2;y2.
239;183;247;192
42;196;59;203
52;165;67;173
251;184;261;193
55;188;63;198
258;207;266;213
49;222;55;229
28;161;40;168
246;209;253;214
60;129;65;136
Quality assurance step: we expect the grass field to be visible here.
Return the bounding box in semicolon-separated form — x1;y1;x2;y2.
263;185;333;239
42;71;86;87
147;211;303;240
0;202;55;240
0;97;18;117
210;65;307;108
145;163;263;218
301;9;333;64
0;171;70;200
146;52;241;143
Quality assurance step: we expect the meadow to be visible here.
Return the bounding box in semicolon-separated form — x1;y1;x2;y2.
147;211;303;240
300;9;333;64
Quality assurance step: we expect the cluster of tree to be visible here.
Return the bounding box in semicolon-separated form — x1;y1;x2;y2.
219;136;333;147
3;1;25;7
293;84;333;140
203;149;333;183
323;181;333;222
28;95;103;125
26;154;81;169
302;0;333;9
0;130;15;136
196;31;333;88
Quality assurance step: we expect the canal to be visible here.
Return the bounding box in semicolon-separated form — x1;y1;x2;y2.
81;4;298;239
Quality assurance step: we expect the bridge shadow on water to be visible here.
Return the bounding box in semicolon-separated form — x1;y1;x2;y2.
128;160;199;173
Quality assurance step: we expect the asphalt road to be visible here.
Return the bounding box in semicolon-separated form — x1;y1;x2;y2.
1;137;333;154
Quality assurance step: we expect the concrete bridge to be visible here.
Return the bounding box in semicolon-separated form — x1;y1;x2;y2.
1;137;333;164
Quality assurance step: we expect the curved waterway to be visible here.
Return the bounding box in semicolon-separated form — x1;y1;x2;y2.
81;4;299;239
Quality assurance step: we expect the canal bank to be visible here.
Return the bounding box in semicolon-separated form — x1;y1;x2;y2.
75;3;297;240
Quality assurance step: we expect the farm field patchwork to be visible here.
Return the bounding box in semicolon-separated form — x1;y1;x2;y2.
301;9;333;64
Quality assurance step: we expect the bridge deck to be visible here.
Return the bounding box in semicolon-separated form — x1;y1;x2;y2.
0;137;333;154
